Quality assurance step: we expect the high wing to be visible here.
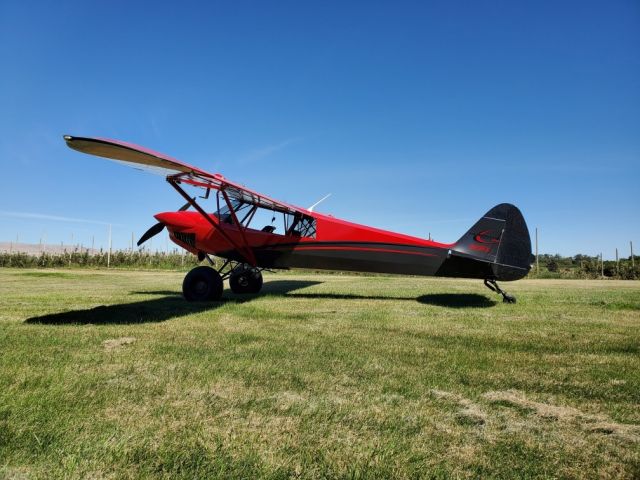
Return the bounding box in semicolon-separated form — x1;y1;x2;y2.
64;135;306;215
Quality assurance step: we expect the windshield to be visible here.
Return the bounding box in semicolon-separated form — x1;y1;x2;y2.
215;198;251;224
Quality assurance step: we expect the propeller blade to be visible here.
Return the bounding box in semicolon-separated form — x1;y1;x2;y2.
137;222;165;246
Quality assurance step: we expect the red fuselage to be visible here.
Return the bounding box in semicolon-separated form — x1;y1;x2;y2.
156;209;463;277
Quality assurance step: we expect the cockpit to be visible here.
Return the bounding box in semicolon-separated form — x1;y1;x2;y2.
214;194;316;238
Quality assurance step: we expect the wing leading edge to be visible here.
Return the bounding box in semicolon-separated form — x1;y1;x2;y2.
63;135;305;215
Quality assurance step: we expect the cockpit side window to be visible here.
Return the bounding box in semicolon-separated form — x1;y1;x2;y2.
298;216;317;238
286;213;316;238
213;192;316;238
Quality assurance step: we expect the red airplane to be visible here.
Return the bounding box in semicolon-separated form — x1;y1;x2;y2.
64;136;533;303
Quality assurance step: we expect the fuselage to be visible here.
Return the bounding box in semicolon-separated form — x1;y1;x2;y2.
156;210;457;277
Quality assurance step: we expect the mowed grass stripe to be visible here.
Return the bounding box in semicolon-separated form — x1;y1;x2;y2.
0;269;639;478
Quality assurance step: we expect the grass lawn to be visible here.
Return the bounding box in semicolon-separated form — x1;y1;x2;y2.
0;268;639;479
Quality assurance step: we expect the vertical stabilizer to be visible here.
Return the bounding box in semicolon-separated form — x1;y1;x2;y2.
438;203;533;281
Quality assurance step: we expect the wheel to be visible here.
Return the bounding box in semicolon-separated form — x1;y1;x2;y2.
182;266;223;301
229;266;263;294
503;294;516;304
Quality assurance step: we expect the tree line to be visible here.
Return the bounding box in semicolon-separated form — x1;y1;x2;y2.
0;249;638;279
532;253;638;279
0;249;201;270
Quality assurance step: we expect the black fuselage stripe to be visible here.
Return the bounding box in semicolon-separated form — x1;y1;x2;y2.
256;241;447;253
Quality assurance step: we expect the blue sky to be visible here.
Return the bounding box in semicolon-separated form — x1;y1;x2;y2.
0;0;638;258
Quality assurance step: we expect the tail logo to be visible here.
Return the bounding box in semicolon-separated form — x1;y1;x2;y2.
474;229;501;245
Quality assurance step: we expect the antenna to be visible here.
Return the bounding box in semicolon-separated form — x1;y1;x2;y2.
308;193;332;212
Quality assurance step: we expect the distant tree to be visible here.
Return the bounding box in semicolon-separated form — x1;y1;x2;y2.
547;259;559;272
603;264;616;277
573;254;592;265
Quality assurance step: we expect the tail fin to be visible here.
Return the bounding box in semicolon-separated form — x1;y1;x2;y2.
444;203;532;281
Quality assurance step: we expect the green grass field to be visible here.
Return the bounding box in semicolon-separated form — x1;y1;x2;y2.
1;269;639;479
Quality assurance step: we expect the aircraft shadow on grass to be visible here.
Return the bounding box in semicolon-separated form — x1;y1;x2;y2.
25;281;495;326
286;292;496;308
25;280;320;325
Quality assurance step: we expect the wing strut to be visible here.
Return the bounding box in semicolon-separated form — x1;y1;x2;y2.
167;177;257;267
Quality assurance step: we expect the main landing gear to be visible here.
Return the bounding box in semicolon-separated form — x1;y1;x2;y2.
183;266;224;301
229;265;263;294
182;259;263;301
484;278;516;304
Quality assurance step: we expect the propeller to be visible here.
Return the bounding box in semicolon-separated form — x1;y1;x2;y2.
137;200;192;247
137;222;165;246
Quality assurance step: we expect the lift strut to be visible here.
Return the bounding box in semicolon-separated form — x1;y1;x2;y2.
167;177;257;267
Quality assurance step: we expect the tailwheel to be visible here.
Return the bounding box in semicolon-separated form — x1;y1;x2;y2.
484;278;516;304
183;266;223;301
502;293;516;304
229;265;263;294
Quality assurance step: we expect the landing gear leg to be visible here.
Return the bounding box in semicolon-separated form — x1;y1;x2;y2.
484;278;516;304
197;251;216;266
